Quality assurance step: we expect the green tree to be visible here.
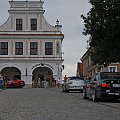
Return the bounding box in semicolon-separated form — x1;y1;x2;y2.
81;0;120;65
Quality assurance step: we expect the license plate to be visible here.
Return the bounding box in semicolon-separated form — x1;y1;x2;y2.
108;93;120;95
113;84;120;87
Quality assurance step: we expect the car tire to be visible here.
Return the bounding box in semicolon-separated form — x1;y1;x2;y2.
92;89;98;102
82;88;87;99
62;85;65;92
62;88;65;92
65;89;69;93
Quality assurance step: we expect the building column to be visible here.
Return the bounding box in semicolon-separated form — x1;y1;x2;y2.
11;14;14;30
21;74;32;88
25;14;28;30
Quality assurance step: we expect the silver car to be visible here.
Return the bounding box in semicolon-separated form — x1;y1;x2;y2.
62;76;84;92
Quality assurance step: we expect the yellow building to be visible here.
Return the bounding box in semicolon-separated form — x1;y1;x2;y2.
81;48;120;79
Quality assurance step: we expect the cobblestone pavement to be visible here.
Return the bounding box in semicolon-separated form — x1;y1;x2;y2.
0;88;120;120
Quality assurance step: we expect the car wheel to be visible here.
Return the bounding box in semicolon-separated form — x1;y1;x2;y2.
92;89;98;102
62;85;65;92
11;84;14;88
82;88;87;99
62;88;65;92
65;89;69;93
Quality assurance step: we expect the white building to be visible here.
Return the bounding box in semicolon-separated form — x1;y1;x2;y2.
0;0;64;87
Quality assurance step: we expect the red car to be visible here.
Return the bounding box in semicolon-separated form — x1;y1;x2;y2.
5;81;13;88
5;79;25;88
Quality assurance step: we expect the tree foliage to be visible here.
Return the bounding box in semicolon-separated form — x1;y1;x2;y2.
81;0;120;65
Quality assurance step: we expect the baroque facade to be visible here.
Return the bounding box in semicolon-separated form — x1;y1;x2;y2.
0;0;64;87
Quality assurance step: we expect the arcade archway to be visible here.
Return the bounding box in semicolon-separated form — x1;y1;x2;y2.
32;67;53;87
1;67;21;81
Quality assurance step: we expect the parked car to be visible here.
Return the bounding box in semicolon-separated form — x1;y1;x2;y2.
83;72;120;102
62;76;84;92
5;80;13;88
0;76;4;89
60;80;64;87
5;79;25;88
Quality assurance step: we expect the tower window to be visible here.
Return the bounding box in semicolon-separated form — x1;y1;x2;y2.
16;19;22;30
31;19;37;30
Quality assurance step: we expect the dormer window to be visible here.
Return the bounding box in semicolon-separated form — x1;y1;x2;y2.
31;18;37;30
16;19;23;30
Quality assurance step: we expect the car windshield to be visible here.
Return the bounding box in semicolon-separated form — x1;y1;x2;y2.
101;73;120;79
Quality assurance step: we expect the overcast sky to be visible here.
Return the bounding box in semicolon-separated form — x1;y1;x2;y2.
0;0;91;77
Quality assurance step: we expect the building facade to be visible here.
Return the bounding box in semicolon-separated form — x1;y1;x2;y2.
76;62;83;77
81;48;120;79
0;0;64;87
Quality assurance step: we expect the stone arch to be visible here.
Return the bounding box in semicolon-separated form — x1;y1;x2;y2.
32;67;54;87
0;64;24;74
1;67;21;81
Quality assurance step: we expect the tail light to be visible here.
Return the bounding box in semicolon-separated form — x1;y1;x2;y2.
100;83;110;88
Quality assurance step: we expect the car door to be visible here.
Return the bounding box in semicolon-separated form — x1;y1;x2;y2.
90;78;98;97
86;80;92;96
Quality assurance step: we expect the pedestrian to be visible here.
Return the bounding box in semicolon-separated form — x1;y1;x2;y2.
64;75;68;82
37;78;41;88
34;78;38;88
32;80;34;88
64;75;68;90
56;78;61;88
0;76;4;89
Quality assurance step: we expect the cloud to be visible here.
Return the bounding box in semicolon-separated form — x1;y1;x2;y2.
63;63;77;77
44;0;91;76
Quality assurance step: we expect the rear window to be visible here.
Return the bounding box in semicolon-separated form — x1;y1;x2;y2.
68;76;84;80
101;73;120;79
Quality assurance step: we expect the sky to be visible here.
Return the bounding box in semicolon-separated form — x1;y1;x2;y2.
0;0;91;77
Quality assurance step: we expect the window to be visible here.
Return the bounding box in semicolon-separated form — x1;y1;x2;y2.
15;42;23;55
0;42;8;55
45;42;53;55
56;42;60;54
109;66;117;72
16;19;22;30
31;19;37;30
101;72;120;79
30;42;38;55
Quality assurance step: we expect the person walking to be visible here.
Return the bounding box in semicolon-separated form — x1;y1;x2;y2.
56;78;61;88
63;75;68;90
64;75;67;82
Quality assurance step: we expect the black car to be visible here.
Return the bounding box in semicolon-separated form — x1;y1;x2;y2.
83;72;120;102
